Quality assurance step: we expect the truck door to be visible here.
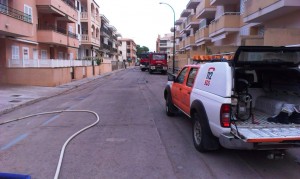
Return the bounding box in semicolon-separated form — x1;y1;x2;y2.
171;67;188;108
181;67;199;115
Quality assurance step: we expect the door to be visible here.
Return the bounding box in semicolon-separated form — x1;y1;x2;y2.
181;67;199;115
33;49;38;60
171;67;188;109
50;47;54;59
69;53;73;60
22;47;29;65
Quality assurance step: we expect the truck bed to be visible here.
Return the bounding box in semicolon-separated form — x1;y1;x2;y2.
231;110;300;143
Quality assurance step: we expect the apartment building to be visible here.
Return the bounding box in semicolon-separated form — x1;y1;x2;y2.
0;0;80;86
99;14;121;61
173;0;300;69
156;33;174;54
78;0;100;60
0;0;123;86
118;38;137;64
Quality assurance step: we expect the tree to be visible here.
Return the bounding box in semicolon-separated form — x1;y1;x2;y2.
136;45;149;58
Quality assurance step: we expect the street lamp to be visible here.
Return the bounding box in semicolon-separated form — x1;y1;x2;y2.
159;2;176;74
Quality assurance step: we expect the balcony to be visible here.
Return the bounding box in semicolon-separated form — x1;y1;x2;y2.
36;0;78;22
180;9;192;18
209;12;241;40
100;43;112;52
92;37;100;46
0;3;33;37
186;0;201;9
243;0;300;23
195;27;210;45
81;11;88;21
101;27;112;38
91;15;101;25
184;36;196;48
175;44;180;51
37;24;68;46
210;0;240;6
185;15;201;30
196;0;216;19
175;19;184;25
68;32;79;48
175;31;182;40
179;40;186;51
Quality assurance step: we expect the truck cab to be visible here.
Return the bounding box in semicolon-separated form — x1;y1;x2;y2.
148;53;168;74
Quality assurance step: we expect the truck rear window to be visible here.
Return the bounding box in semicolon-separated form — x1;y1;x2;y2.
153;54;166;60
237;49;300;65
239;51;300;63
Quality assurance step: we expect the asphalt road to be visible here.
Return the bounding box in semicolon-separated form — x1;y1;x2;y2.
0;67;299;179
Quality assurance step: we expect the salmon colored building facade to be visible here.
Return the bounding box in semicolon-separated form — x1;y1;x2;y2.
0;0;121;86
173;0;300;70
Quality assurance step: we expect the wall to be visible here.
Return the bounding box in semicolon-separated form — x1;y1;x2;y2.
5;67;71;86
99;63;112;74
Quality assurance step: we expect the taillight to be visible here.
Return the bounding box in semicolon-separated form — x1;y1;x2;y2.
220;104;231;128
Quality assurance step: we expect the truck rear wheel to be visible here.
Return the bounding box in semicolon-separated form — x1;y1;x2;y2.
192;112;220;152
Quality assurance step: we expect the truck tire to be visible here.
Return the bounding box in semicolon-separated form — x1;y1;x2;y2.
192;112;220;152
149;70;153;74
141;69;145;71
166;94;176;116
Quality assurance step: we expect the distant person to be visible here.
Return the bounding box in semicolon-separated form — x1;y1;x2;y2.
123;60;127;69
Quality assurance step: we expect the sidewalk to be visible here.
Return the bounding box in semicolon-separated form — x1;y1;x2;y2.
0;69;124;115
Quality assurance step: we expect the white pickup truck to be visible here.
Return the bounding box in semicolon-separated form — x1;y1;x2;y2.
164;46;300;156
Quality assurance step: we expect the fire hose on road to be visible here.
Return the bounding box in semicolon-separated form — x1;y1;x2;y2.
0;110;100;179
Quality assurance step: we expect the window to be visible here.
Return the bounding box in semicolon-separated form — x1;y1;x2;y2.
41;50;47;59
78;24;80;34
153;54;166;60
69;26;73;33
24;5;32;23
22;47;29;60
69;53;73;60
58;52;64;59
176;67;188;84
187;68;198;87
12;45;19;59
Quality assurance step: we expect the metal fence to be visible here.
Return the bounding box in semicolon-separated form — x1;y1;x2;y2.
8;59;92;68
111;61;125;71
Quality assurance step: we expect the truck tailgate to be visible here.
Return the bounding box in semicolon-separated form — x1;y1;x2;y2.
231;111;300;143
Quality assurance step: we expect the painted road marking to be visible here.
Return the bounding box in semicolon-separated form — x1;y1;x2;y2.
42;115;60;126
1;133;29;151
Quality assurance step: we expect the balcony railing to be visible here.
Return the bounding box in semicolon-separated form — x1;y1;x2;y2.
61;0;76;10
81;34;89;41
68;31;78;39
81;11;88;20
92;37;100;44
37;24;67;35
0;3;32;23
100;27;112;36
209;12;241;36
8;59;92;68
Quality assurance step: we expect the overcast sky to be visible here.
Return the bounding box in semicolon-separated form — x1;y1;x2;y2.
96;0;190;51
